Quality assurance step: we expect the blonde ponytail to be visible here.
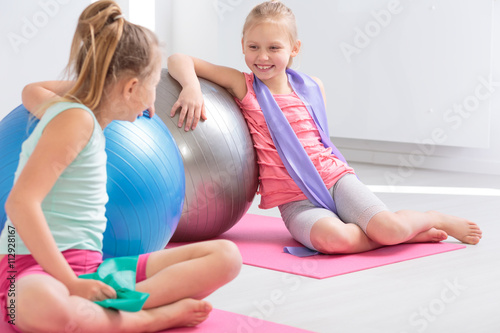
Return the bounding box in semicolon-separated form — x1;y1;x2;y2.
63;0;159;113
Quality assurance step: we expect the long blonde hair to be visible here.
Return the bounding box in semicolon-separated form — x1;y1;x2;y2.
62;0;159;114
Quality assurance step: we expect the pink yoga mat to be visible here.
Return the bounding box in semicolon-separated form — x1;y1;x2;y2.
169;214;466;279
161;308;313;333
0;308;312;333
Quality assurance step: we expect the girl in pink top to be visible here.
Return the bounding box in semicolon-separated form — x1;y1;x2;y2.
167;1;482;253
234;72;355;210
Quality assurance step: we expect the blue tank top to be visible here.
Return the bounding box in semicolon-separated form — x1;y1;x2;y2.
0;102;108;254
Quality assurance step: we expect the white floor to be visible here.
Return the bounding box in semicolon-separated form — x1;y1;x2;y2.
205;162;500;333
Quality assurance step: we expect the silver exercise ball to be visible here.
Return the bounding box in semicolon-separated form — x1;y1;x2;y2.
156;69;258;242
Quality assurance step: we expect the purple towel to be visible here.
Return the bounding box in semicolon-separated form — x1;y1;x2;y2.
253;68;350;214
253;69;354;257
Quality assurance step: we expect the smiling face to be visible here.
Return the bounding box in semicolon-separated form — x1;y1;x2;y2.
242;21;300;91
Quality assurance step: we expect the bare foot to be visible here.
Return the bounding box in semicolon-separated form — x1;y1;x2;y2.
145;298;212;332
428;211;482;245
405;227;448;243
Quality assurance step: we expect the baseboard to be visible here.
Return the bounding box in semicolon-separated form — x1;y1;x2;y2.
335;139;500;176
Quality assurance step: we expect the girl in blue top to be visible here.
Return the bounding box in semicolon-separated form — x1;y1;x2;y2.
0;1;241;332
167;0;482;255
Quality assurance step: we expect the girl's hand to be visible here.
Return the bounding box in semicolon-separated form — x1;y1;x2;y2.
144;103;156;118
170;85;207;131
67;278;117;302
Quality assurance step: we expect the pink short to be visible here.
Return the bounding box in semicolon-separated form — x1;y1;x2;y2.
0;249;151;331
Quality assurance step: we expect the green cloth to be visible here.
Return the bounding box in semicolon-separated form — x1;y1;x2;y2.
79;256;149;312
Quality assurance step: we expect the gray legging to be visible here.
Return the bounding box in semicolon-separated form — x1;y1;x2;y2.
278;174;388;251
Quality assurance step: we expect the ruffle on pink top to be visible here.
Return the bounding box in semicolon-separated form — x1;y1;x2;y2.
235;73;354;209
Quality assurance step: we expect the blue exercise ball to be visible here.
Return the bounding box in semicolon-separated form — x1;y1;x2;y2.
0;105;38;225
0;104;185;258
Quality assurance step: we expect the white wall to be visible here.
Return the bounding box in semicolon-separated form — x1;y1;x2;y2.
332;0;500;178
0;0;217;115
0;0;158;118
162;0;500;177
0;0;90;119
3;0;498;178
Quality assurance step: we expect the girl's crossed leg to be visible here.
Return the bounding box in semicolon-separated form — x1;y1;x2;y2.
366;209;482;246
280;174;482;255
334;174;481;247
12;240;242;333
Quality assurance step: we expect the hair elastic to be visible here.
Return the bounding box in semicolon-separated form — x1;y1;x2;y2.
114;14;124;21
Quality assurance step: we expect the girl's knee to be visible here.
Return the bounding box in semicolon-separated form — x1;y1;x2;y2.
366;212;410;245
210;239;242;279
16;277;71;332
310;218;363;254
311;230;356;254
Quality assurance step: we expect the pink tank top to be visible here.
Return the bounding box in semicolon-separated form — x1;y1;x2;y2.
235;73;354;209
